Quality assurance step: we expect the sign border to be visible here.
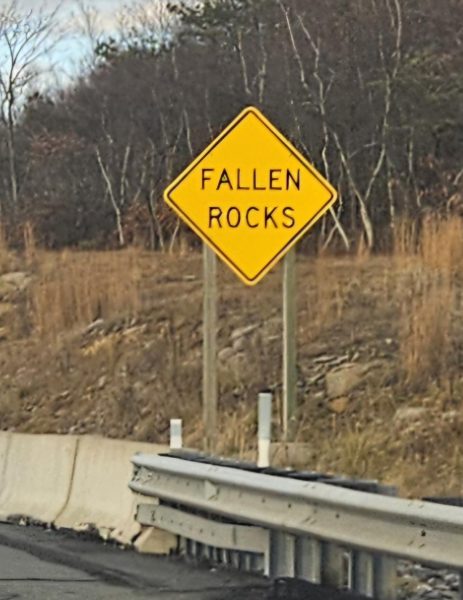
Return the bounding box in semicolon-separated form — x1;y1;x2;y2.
164;106;338;285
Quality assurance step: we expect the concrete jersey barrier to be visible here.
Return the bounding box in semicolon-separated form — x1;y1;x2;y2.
0;431;11;491
0;433;77;524
54;436;166;544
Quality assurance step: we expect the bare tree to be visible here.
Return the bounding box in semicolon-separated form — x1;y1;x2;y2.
73;0;103;70
115;0;178;54
279;1;350;251
0;1;59;213
6;0;462;250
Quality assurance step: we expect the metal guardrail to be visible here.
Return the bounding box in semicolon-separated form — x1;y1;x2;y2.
165;448;396;495
130;454;463;600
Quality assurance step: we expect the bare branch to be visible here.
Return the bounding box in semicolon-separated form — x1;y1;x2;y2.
0;1;61;210
95;145;125;247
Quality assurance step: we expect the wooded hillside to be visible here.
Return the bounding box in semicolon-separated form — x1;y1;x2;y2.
1;0;462;251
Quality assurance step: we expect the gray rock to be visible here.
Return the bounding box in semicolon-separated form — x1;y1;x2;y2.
413;566;438;580
230;323;259;341
313;354;338;364
261;316;282;339
444;573;459;589
397;561;410;577
83;318;104;335
399;564;460;600
442;411;459;423
394;407;428;425
0;271;31;298
231;324;260;352
218;347;235;363
0;302;14;318
228;352;247;375
0;271;30;289
325;362;373;399
231;335;247;352
97;375;107;390
415;583;433;594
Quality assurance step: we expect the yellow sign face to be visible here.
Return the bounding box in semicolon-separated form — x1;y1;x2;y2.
164;107;337;285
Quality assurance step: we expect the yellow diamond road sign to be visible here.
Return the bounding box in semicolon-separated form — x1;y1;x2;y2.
164;106;338;285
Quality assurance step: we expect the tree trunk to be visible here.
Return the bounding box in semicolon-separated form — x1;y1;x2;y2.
5;125;18;213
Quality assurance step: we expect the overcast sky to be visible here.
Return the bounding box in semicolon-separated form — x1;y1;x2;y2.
9;0;129;85
17;0;123;16
17;0;124;32
2;0;167;88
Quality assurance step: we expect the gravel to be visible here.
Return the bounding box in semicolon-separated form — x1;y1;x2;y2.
398;562;460;600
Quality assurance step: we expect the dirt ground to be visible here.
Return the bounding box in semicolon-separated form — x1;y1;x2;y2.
1;246;463;499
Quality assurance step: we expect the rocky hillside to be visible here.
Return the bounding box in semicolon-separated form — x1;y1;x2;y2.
1;236;463;498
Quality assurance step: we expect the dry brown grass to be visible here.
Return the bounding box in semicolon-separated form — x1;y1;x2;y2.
2;215;463;497
398;216;463;390
306;257;347;336
29;249;141;337
420;215;463;276
184;402;258;458
315;421;391;479
314;408;463;497
0;222;12;273
354;233;371;264
23;221;37;269
393;217;418;257
400;279;453;390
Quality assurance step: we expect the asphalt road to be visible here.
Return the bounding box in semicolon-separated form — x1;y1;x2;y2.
0;523;271;600
0;543;142;599
0;523;369;600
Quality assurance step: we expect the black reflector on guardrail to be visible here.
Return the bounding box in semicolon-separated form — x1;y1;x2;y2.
423;497;463;507
162;450;396;496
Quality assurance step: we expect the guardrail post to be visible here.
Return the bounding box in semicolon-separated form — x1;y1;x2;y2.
352;550;374;597
295;536;322;583
241;553;253;571
187;538;195;556
371;487;397;600
258;391;272;468
178;536;187;556
270;531;296;578
374;555;397;600
321;542;345;589
212;547;221;562
169;419;182;450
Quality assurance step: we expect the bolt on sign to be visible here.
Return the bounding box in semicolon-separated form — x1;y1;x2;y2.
164;107;338;285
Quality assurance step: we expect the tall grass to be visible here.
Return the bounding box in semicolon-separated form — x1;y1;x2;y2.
23;221;37;268
0;222;11;273
306;257;346;336
399;216;463;390
420;215;463;277
393;217;418;257
29;249;141;337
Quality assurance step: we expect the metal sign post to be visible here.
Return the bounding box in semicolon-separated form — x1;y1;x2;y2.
283;247;297;440
203;243;218;453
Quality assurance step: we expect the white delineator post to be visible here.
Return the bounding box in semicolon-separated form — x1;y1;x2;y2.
170;419;183;450
258;391;272;468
